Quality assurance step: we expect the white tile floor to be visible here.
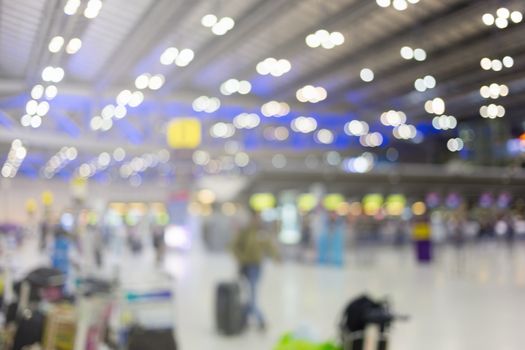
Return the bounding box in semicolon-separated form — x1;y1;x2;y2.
161;242;525;350
11;237;525;350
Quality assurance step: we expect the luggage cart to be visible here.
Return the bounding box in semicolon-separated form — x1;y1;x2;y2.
115;274;177;350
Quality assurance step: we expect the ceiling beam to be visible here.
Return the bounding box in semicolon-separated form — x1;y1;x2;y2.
234;0;375;80
94;0;200;90
160;0;292;93
273;0;480;98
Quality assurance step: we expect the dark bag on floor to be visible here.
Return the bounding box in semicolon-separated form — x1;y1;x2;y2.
215;282;245;335
127;327;177;350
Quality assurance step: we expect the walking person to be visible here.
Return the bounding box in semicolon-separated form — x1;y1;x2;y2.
231;210;279;331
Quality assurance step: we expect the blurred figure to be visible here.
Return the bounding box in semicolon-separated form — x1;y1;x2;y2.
318;211;345;266
300;213;313;262
39;219;51;251
231;210;279;331
152;225;166;264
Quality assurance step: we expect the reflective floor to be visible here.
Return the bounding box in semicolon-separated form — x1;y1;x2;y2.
168;240;525;350
11;237;525;350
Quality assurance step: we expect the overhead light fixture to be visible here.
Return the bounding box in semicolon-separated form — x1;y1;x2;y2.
260;101;290;117
233;113;260;129
64;0;81;15
482;8;522;28
400;46;426;61
220;79;251;95
84;0;103;19
66;38;82;54
296;85;327;103
256;58;291;77
291;116;318;133
414;75;436;92
48;36;64;53
41;66;65;83
447;138;464;152
376;0;420;11
192;96;221;113
305;29;345;49
360;68;374;82
424;97;445;115
202;14;235;35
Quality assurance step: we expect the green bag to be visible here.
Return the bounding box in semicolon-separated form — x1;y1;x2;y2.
274;333;342;350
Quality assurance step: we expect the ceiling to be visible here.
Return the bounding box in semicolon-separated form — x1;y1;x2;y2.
0;0;524;185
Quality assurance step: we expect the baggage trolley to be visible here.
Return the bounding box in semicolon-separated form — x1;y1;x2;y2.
115;274;177;350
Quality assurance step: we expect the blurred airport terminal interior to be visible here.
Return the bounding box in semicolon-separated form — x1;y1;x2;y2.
0;0;524;349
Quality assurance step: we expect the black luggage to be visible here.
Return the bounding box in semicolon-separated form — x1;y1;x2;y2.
127;327;177;350
215;282;245;335
340;295;408;350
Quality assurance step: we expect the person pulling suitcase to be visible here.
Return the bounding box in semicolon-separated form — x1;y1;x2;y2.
228;209;280;332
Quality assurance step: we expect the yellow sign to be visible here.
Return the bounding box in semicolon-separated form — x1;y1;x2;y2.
166;118;201;149
41;191;54;207
297;194;317;212
323;194;345;211
363;194;383;216
249;193;276;211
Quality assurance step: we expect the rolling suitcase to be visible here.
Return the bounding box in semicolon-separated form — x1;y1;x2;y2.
215;282;245;335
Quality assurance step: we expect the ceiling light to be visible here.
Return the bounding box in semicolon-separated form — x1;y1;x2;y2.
48;36;64;53
344;120;369;136
114;105;127;119
30;115;42;128
64;0;81;15
36;101;49;116
392;0;408;11
291;116;318;133
90;116;103;130
45;85;58;100
511;11;523;23
306;30;345;49
26;100;38;115
160;47;179;65
116;89;131;106
376;0;391;7
128;91;144;107
256;57;291;77
502;56;514;68
31;85;44;100
482;13;495;26
192;96;221;113
101;104;115;119
148;74;165;90
315;129;334;145
360;68;374;82
66;38;82;54
296;85;327;103
413;48;427;61
380;110;406;126
201;14;217;28
175;48;194;67
233;113;260;129
484;8;521;28
261;101;290;117
207;15;235;35
20;114;31;127
84;0;102;19
447;138;464;152
220;78;250;95
135;73;150;90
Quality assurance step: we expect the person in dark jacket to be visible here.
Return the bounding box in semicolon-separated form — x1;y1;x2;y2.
231;210;279;331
